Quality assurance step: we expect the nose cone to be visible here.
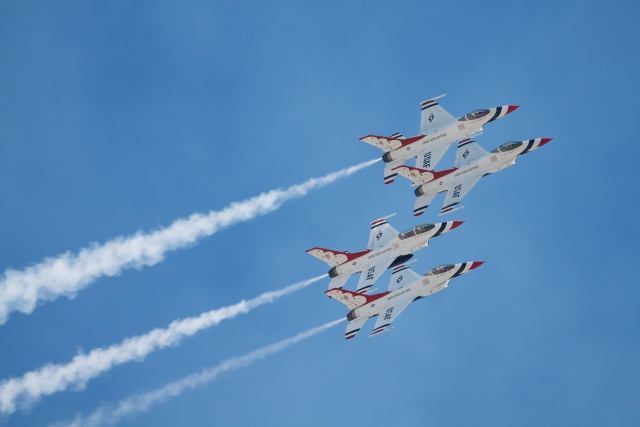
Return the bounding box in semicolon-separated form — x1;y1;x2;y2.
469;261;485;270
505;105;520;115
538;137;554;147
450;220;465;230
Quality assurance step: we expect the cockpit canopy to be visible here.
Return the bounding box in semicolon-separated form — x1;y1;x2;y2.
458;109;490;122
424;264;455;276
491;140;523;153
398;223;436;240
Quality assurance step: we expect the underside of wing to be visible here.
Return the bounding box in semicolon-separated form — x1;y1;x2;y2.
369;298;412;336
439;176;482;215
414;142;453;171
356;258;395;293
359;135;404;152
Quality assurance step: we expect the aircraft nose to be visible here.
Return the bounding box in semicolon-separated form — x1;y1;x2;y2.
469;261;485;270
505;105;520;115
538;137;554;147
450;220;465;230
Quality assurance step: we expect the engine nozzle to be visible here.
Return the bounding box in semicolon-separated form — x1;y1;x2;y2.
414;186;425;197
328;266;340;278
382;152;394;163
347;308;360;321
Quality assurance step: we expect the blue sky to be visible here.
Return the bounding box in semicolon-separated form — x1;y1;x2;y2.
1;0;640;425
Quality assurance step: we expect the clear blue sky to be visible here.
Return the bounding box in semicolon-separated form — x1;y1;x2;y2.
1;1;639;425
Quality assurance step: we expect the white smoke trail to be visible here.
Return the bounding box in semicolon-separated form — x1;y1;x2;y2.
0;158;379;325
51;318;344;427
0;275;327;415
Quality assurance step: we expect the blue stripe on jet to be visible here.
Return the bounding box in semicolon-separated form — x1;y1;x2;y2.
442;202;459;210
519;139;535;155
370;222;387;230
432;222;448;237
486;106;503;123
421;102;439;111
451;262;467;278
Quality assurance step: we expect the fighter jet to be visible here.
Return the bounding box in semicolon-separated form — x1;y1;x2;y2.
359;94;519;184
393;137;554;216
306;214;464;292
326;260;484;339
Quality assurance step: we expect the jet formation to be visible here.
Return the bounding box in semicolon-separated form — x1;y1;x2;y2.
307;94;553;339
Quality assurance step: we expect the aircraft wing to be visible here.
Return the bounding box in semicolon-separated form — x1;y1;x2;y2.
415;142;451;171
367;216;399;250
420;95;455;134
439;176;482;215
356;258;395;293
369;298;413;336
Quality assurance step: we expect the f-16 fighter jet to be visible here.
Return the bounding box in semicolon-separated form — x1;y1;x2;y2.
393;137;554;216
359;94;519;184
326;260;484;339
306;214;464;292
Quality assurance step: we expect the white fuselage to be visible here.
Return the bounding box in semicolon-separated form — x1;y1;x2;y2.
348;270;455;320
385;116;490;164
331;231;432;278
417;143;524;197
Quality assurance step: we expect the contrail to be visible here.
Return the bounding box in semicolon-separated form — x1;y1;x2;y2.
0;275;327;415
50;318;344;427
0;158;378;324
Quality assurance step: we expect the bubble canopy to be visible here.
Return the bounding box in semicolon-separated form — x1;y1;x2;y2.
491;141;523;153
458;109;490;121
398;224;435;240
424;264;455;276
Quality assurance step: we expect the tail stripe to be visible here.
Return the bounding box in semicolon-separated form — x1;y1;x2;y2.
421;102;439;111
371;221;388;230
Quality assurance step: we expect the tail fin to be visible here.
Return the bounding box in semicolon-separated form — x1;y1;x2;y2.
454;138;488;167
388;262;420;291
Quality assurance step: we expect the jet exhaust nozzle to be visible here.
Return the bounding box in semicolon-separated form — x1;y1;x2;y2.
347;308;360;321
414;186;425;197
328;266;340;278
382;152;394;163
